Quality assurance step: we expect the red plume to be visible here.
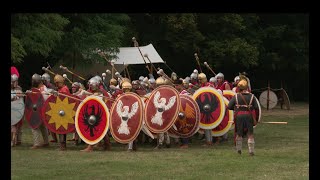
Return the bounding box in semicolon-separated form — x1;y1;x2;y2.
11;66;19;78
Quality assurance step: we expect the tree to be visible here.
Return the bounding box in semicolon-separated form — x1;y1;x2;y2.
11;13;69;64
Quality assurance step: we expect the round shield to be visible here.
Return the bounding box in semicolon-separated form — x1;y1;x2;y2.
192;87;226;130
212;97;234;136
259;90;278;109
75;95;110;145
42;94;81;134
11;97;25;126
168;94;200;138
253;96;262;128
223;90;236;101
144;85;181;134
110;92;144;144
24;88;44;129
278;89;290;110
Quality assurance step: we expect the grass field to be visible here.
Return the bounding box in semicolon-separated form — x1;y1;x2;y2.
11;102;309;180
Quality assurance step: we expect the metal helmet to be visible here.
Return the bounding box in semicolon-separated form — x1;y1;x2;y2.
54;74;65;83
190;73;197;80
32;74;42;83
234;76;240;83
72;82;80;88
11;74;19;82
215;72;224;79
42;73;51;83
122;81;132;91
155;77;165;86
139;76;144;81
94;75;102;84
149;78;156;84
238;79;248;90
88;77;99;91
110;78;118;86
193;69;199;75
171;72;177;81
209;77;217;83
198;73;207;83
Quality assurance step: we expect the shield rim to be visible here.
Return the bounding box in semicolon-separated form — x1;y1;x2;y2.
144;85;181;133
168;94;200;138
259;90;278;109
212;97;233;136
11;98;25;126
253;96;262;128
75;95;109;145
222;90;236;100
192;87;226;129
282;89;291;110
42;94;80;134
109;92;144;144
24;88;44;129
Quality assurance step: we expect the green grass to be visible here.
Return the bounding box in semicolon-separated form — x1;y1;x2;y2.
11;103;309;180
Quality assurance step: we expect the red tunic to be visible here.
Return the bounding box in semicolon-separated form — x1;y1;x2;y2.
58;85;70;95
216;81;232;91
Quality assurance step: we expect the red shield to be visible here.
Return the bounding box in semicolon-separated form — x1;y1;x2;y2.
110;92;144;144
75;96;109;145
212;97;234;136
192;87;226;129
144;85;181;133
42;94;81;134
222;90;236;101
168;94;200;138
24;88;44;129
11;96;25;126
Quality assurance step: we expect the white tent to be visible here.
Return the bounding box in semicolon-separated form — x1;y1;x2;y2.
52;44;164;82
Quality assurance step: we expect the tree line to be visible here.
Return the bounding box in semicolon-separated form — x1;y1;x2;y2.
11;13;309;101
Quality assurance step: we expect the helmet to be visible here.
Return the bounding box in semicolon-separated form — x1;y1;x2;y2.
72;82;80;88
238;79;248;90
122;81;132;91
42;73;51;82
88;77;99;91
149;78;156;84
54;74;65;83
215;72;224;79
190;73;197;80
32;74;42;83
155;77;165;86
171;72;177;81
193;69;198;74
11;74;19;82
139;76;144;81
198;73;207;83
209;77;217;83
94;75;102;84
234;76;240;83
110;78;118;86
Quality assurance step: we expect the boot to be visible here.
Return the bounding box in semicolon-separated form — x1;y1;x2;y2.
59;143;66;151
132;141;137;151
202;141;213;147
81;145;93;152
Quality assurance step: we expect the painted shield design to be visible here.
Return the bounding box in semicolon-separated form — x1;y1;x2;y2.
144;85;181;134
212;97;234;136
42;94;81;134
259;90;278;109
24;88;44;129
193;87;226;130
75;95;109;145
222;90;236;101
11;97;25;126
168;94;200;138
110;92;144;144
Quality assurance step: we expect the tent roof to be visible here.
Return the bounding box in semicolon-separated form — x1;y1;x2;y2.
111;44;164;65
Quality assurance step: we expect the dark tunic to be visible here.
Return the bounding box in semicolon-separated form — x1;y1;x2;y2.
228;92;259;136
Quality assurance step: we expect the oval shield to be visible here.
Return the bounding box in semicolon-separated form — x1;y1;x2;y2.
212;97;234;136
168;94;200;138
11;97;25;126
192;87;226;130
110;92;144;144
144;85;181;134
253;96;262;128
24;88;44;129
42;94;81;134
75;95;109;145
222;90;236;101
259;90;278;109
